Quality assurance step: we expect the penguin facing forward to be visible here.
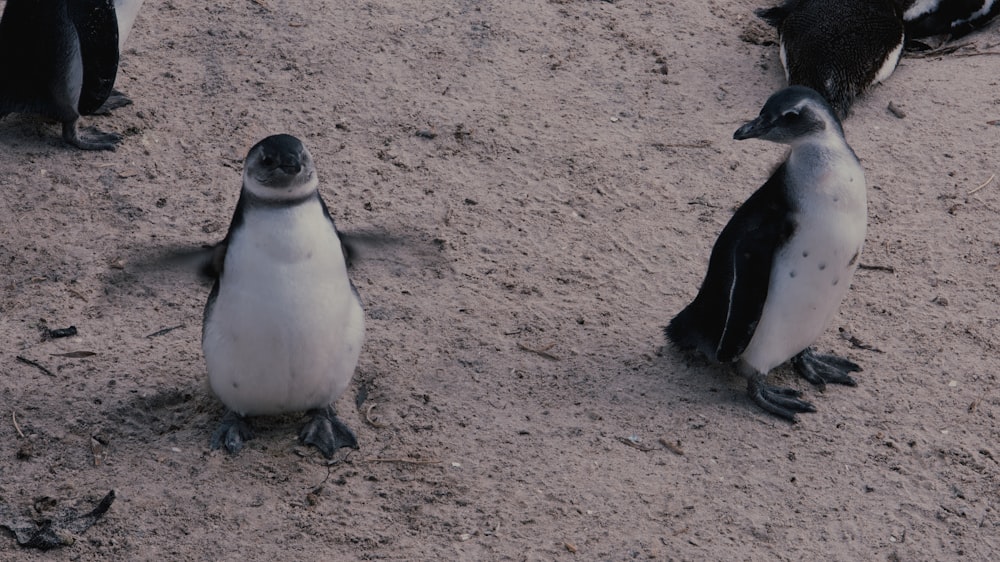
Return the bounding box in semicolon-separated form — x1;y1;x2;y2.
202;134;364;458
903;0;1000;39
666;86;867;422
0;0;144;150
756;0;905;118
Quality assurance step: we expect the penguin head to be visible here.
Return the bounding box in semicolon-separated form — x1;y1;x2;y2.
242;134;318;202
733;86;843;145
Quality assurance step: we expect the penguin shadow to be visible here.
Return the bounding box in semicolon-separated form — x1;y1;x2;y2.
105;385;350;457
105;385;215;447
0;115;93;152
651;344;751;414
653;343;828;422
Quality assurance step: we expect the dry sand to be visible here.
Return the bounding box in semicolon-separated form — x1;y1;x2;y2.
1;0;999;559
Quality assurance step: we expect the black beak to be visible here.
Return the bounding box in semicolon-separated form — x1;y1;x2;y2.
733;116;768;140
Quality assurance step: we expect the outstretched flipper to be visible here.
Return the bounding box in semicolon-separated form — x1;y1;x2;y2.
745;369;816;422
300;406;358;458
210;410;254;454
792;347;860;389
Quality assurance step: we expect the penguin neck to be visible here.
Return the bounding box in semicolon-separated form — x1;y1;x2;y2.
242;187;320;209
784;134;866;211
786;128;854;165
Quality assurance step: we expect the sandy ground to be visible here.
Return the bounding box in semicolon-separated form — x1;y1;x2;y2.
1;0;999;559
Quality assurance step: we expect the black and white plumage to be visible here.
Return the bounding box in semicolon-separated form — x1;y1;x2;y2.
903;0;1000;39
202;134;364;458
0;0;143;150
756;0;905;119
666;86;868;422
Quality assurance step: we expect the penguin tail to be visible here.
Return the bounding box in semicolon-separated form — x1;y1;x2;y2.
755;5;789;27
664;309;701;352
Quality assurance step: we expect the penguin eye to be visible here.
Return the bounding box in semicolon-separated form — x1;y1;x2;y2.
780;110;800;122
260;155;275;167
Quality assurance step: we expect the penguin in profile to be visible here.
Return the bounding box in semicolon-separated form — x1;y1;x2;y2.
756;0;905;118
0;0;144;150
902;0;1000;39
666;86;868;421
202;134;364;458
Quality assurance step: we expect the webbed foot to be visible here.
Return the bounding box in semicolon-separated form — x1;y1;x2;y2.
210;410;254;454
792;347;860;389
300;406;358;458
747;374;816;422
62;120;121;151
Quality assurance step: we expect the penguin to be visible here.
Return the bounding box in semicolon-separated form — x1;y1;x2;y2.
665;86;868;422
202;134;365;458
756;0;905;119
902;0;1000;39
0;0;144;150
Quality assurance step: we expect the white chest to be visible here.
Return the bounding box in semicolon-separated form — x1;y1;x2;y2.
741;147;867;373
202;201;365;416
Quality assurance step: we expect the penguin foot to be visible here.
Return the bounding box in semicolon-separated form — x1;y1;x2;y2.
300;406;358;458
792;348;860;389
747;375;816;422
210;411;254;454
62;121;121;151
91;91;133;115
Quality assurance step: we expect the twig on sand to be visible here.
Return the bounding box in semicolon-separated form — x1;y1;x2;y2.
364;404;388;428
12;411;25;439
968;174;995;195
617;436;656;452
517;342;560;361
363;457;442;465
16;355;54;377
659;438;684;455
858;263;895;273
146;324;185;338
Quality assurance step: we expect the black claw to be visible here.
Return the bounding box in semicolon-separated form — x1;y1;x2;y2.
211;411;254;454
747;375;816;422
793;348;861;388
300;406;358;458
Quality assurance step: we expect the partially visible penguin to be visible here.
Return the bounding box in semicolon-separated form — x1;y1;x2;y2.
0;0;145;150
756;0;905;118
903;0;1000;39
666;86;867;422
202;134;365;458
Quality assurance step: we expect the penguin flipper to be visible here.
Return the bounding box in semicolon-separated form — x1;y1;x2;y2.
68;0;119;115
299;406;358;458
755;0;800;27
792;347;861;389
668;168;795;363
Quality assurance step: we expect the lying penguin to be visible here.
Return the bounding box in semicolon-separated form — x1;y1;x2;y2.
666;86;867;422
902;0;1000;39
0;0;144;150
202;134;364;457
756;0;905;118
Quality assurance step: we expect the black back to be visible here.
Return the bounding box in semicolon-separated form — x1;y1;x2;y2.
666;164;796;363
903;0;1000;38
0;0;117;118
757;0;904;118
69;0;119;114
